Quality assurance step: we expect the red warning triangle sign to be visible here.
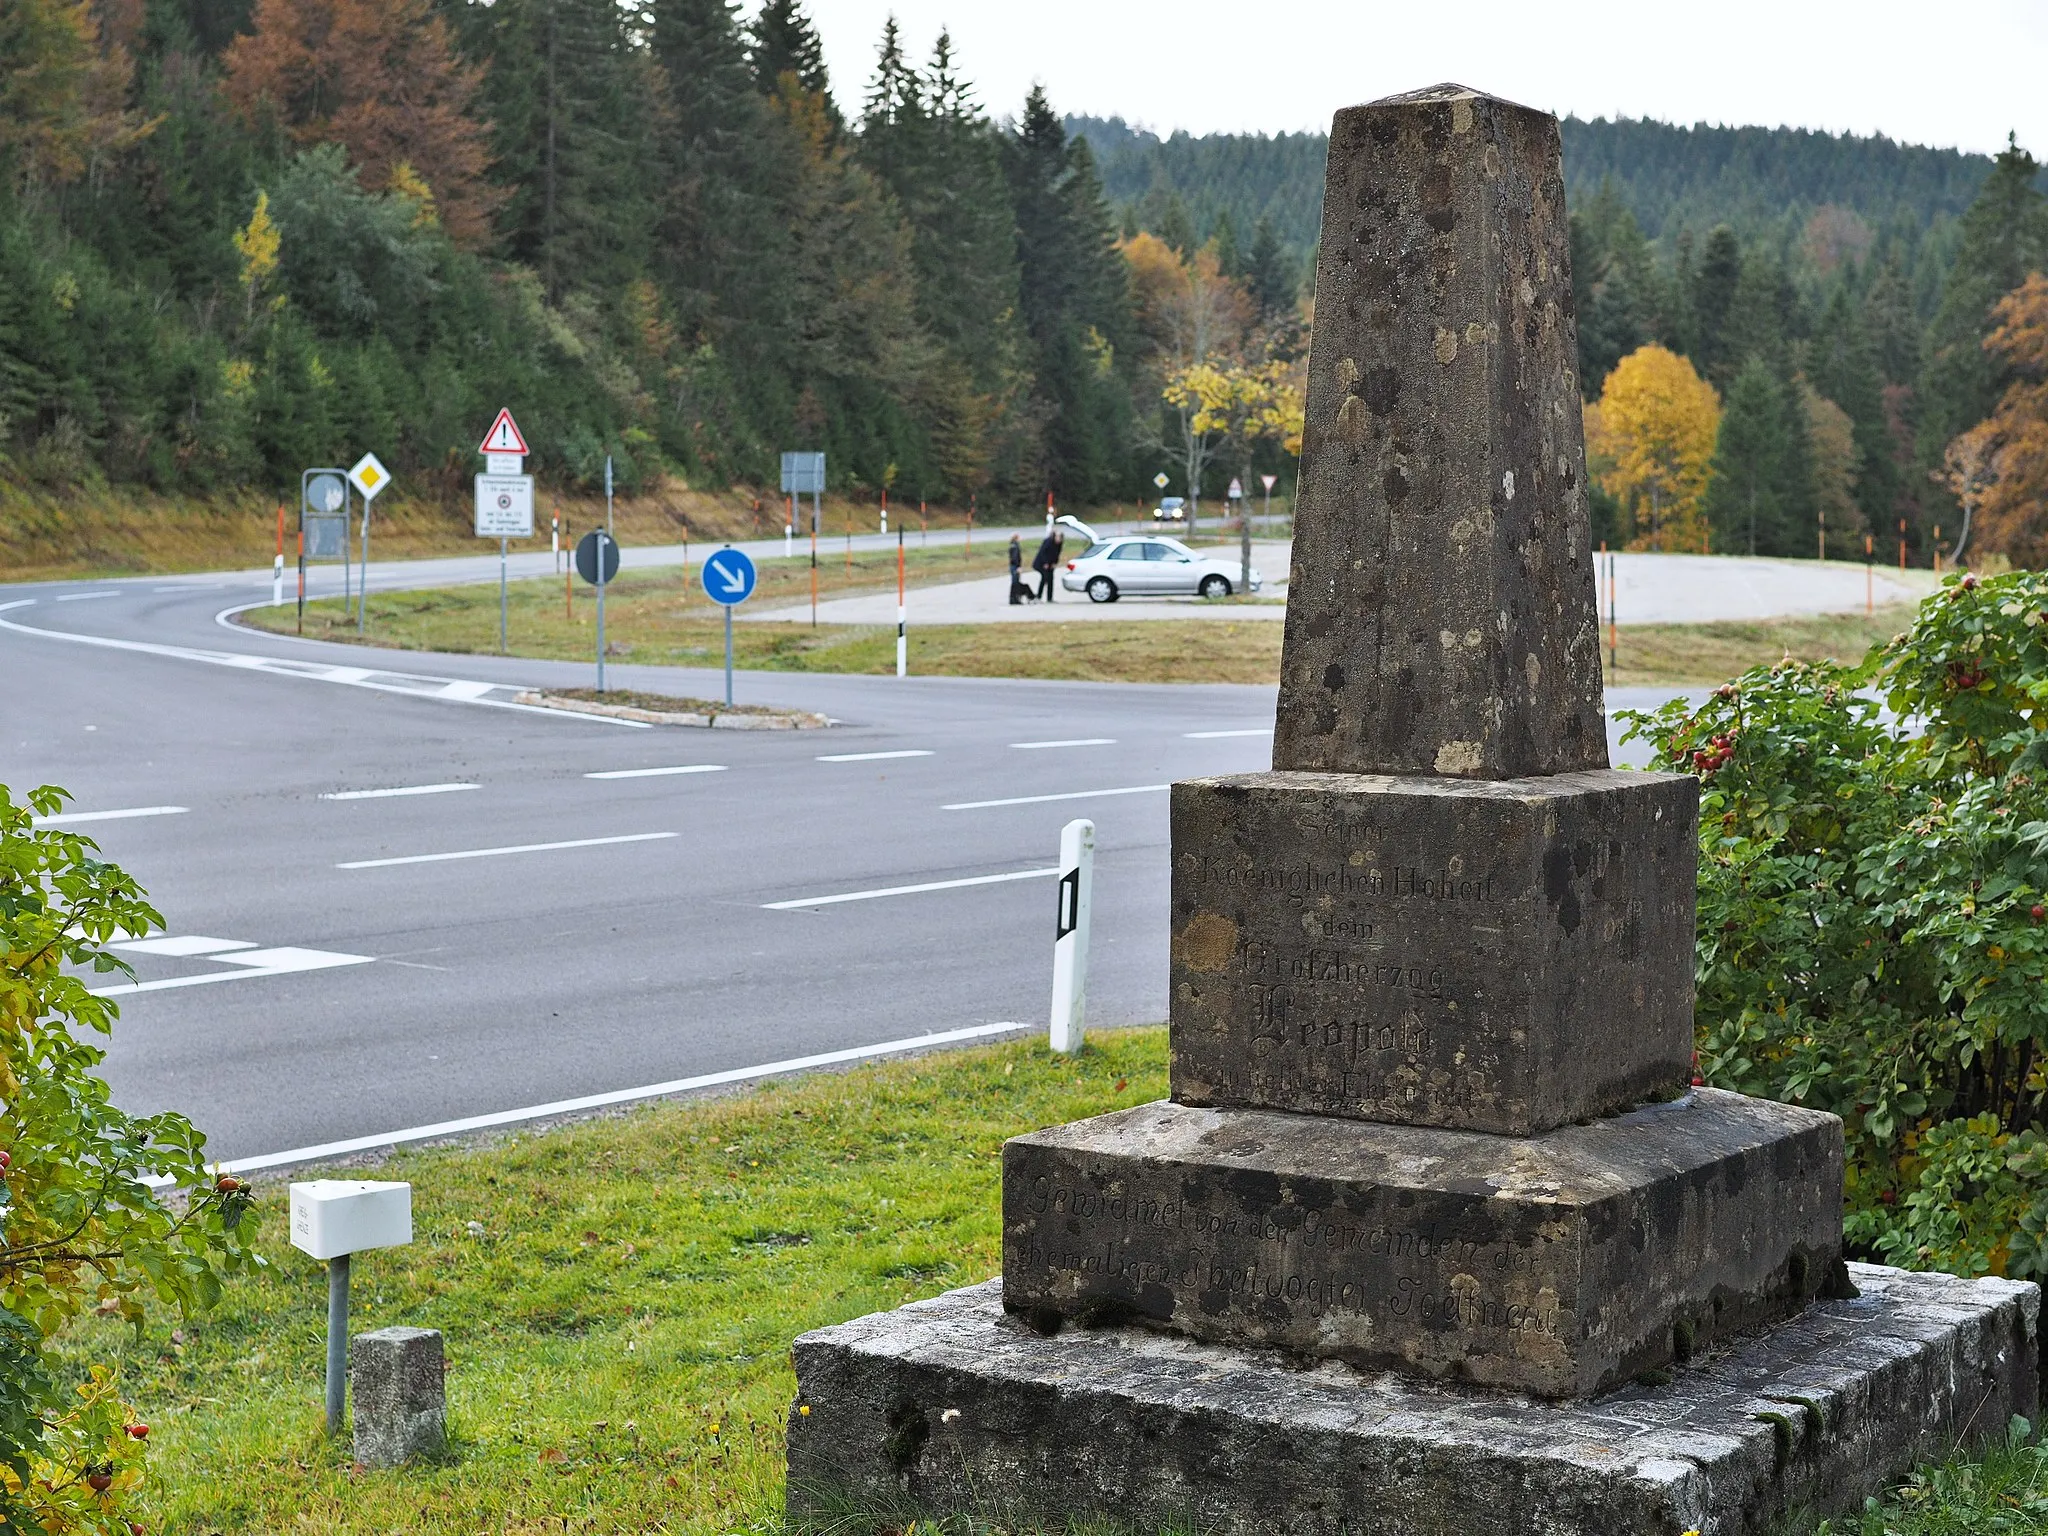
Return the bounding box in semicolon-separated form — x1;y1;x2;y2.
478;408;529;456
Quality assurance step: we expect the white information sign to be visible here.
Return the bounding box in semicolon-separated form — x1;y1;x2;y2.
474;473;535;538
485;452;523;476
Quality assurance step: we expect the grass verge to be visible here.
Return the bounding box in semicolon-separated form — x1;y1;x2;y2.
240;558;1919;688
83;1031;1164;1534
61;1025;2033;1534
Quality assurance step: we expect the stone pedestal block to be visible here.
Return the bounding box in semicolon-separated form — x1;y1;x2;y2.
1275;87;1606;783
350;1325;446;1467
787;1268;2039;1536
1171;769;1697;1135
1002;1091;1843;1399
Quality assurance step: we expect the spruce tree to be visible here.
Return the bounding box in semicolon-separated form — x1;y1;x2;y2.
1810;285;1896;555
1689;226;1742;382
1918;134;2048;457
1861;258;1923;387
751;0;833;105
1211;210;1240;280
1246;214;1294;319
1703;359;1791;555
1005;86;1134;500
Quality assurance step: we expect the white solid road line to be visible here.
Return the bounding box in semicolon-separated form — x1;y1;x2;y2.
817;749;935;762
585;764;729;780
943;784;1169;811
1184;728;1273;738
56;591;120;601
202;1021;1034;1175
34;805;189;827
764;866;1059;910
321;782;480;800
336;830;678;869
1010;738;1116;749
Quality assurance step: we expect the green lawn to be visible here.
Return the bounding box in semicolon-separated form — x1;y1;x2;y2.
71;1028;2044;1534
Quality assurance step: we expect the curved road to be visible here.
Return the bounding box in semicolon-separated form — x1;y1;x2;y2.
0;548;1682;1170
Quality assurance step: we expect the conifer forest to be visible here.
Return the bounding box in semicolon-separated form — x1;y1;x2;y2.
5;0;2048;566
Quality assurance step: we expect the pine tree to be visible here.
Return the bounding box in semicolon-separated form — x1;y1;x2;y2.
1689;225;1742;382
1919;134;2048;458
1210;210;1240;281
1245;214;1294;320
751;0;833;108
1713;248;1791;387
1861;257;1924;386
1702;359;1791;556
1810;285;1895;555
1005;86;1134;500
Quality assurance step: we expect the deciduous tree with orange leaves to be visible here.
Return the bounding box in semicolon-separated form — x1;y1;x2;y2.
1947;272;2048;568
1584;343;1721;553
221;0;498;246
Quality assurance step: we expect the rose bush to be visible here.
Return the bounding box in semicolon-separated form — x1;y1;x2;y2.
1625;570;2048;1280
1;785;260;1535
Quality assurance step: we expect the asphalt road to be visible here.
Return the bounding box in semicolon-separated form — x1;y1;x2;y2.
0;550;1684;1169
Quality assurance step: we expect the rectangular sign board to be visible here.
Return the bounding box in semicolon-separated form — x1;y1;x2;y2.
303;513;349;559
780;451;825;494
474;473;535;538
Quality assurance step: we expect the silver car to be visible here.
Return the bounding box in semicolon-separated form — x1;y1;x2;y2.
1060;535;1262;603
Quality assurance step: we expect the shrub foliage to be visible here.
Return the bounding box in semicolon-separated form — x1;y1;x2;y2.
0;786;259;1534
1627;570;2048;1279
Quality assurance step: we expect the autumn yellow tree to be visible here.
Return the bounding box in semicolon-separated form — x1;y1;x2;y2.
0;0;150;193
1584;344;1721;552
1946;272;2048;567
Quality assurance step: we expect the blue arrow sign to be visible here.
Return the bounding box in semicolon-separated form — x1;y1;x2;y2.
701;546;757;606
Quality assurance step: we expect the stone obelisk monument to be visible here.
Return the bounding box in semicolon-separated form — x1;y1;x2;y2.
786;86;2037;1535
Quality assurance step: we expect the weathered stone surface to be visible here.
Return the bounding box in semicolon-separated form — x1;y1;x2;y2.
1170;768;1696;1134
1275;85;1605;782
1001;1091;1843;1399
787;1267;2039;1536
351;1325;445;1467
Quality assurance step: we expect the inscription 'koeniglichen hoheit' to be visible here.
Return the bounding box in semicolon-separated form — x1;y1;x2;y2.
1273;84;1607;782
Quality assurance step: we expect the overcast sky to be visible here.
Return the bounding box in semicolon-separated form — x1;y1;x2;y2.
797;1;2048;159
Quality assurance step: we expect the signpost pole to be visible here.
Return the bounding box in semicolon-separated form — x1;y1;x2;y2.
605;456;614;536
596;537;608;694
896;525;906;679
342;486;352;621
358;494;371;634
499;537;509;654
724;603;734;708
297;530;305;635
325;1253;350;1435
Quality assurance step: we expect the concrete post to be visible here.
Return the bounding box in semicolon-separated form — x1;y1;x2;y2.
351;1326;446;1467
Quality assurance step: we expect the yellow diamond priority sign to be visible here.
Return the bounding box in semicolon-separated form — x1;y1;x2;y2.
348;452;392;502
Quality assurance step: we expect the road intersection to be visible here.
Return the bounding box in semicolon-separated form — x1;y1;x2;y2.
4;549;1694;1170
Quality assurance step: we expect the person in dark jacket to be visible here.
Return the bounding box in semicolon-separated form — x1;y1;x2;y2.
1008;534;1024;604
1032;529;1063;602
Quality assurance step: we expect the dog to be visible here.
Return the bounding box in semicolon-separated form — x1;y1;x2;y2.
1009;576;1039;604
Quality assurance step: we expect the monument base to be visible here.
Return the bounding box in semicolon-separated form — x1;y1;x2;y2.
786;1267;2038;1536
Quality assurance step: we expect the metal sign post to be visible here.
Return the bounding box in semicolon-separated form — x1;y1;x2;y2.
576;530;620;691
473;411;532;652
301;468;351;623
348;453;392;634
781;451;825;628
700;546;757;707
1049;818;1095;1054
605;454;614;534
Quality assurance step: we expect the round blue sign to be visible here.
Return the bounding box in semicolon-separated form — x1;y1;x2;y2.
700;546;758;606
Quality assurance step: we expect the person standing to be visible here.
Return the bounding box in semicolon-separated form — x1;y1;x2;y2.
1008;534;1023;604
1032;528;1063;602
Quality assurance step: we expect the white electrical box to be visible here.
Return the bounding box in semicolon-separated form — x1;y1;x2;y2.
289;1180;413;1261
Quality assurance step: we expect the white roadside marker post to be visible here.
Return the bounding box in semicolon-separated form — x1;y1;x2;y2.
1049;817;1094;1054
896;525;907;679
289;1180;413;1436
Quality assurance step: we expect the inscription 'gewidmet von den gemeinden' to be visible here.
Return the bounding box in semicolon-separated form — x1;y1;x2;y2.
1187;856;1505;906
1014;1179;1564;1337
